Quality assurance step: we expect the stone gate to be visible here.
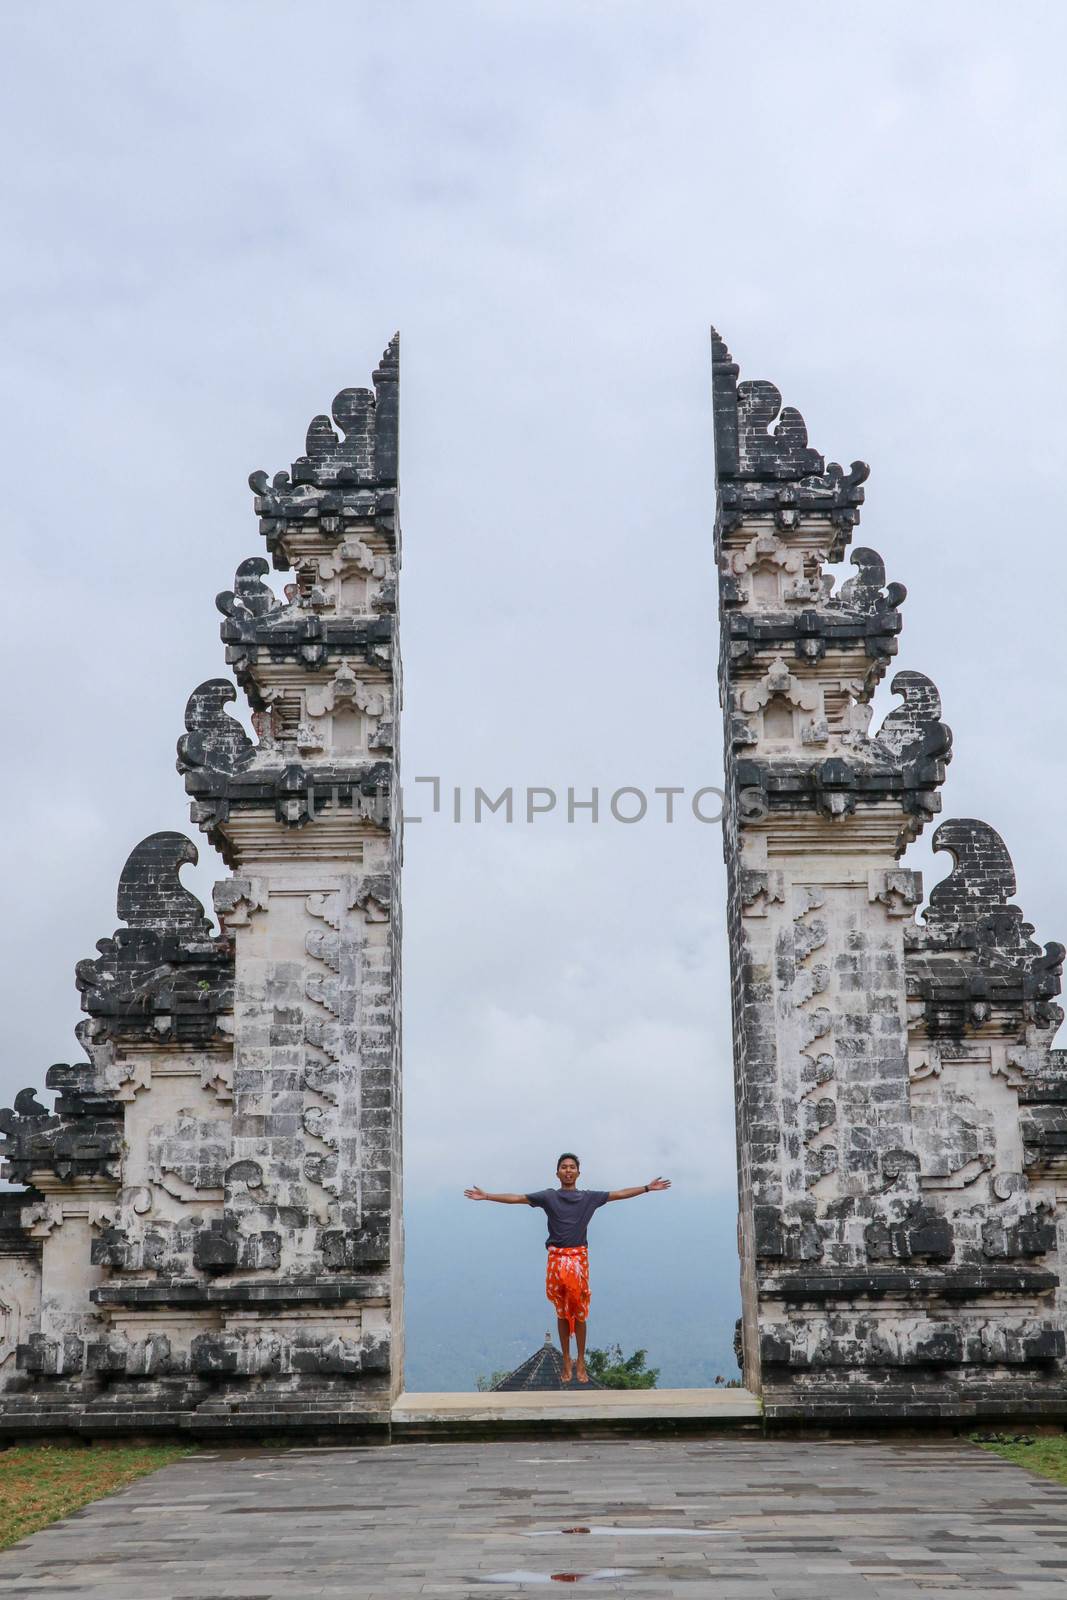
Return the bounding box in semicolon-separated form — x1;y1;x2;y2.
714;328;1067;1421
0;338;403;1434
2;327;1066;1433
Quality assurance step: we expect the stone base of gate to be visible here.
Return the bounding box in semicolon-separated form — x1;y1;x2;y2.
0;1386;761;1443
389;1387;762;1440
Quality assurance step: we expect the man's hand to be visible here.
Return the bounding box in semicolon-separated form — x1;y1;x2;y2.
648;1176;671;1192
464;1186;488;1200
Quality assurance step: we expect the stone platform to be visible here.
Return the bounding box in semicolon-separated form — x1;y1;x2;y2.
3;1436;1066;1598
391;1387;761;1439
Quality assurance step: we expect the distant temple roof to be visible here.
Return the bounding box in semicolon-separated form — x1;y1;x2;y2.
491;1333;606;1392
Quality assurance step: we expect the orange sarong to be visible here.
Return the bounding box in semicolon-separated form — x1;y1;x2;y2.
545;1245;590;1333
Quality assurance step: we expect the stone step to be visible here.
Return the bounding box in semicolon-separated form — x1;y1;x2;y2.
390;1386;761;1440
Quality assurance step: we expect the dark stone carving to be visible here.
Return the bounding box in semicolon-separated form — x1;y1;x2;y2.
117;832;210;935
216;556;282;621
733;744;947;827
293;337;398;490
177;673;393;859
736;379;825;480
865;1202;955;1262
177;681;256;777
753;1203;825;1263
875;671;952;765
982;1209;1057;1260
726;602;903;667
0;1189;41;1257
193;1219;281;1276
0;1087;50;1130
906;819;1065;1038
248;336;399;565
220;605;391;687
1020;1085;1067;1174
182;754;392;862
0;1080;122;1185
759;1266;1059;1300
318;1225;389;1271
926;818;1021;928
18;1333;85;1377
711;326;869;532
75;832;233;1047
826;547;907;615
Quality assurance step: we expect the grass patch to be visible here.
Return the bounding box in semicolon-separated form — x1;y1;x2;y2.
0;1443;192;1550
972;1432;1067;1485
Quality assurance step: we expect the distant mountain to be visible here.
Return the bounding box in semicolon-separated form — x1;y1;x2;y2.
403;1187;741;1391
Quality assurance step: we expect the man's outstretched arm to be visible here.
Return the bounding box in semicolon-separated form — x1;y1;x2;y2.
606;1176;671;1202
464;1187;531;1204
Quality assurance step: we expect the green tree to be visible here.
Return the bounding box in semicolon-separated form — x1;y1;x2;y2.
585;1344;658;1389
475;1370;510;1392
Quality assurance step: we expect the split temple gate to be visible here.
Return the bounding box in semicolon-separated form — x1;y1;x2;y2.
0;329;1065;1433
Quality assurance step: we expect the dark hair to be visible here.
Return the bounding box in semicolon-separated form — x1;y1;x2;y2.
557;1152;580;1169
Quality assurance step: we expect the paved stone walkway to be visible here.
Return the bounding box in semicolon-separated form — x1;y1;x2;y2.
1;1437;1065;1598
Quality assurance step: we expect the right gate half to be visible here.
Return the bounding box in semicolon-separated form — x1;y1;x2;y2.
713;327;1067;1423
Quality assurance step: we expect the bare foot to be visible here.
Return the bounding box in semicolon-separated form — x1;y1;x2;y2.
561;1360;573;1384
576;1362;589;1384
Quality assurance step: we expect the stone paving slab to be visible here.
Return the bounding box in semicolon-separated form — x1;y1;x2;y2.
1;1436;1065;1598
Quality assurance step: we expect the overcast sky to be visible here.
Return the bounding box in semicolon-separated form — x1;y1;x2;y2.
1;2;1064;1206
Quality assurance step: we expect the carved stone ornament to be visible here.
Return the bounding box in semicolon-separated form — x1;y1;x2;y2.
213;877;269;929
305;659;386;720
739;657;820;715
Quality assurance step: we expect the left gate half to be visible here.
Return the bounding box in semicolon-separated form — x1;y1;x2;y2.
0;337;403;1437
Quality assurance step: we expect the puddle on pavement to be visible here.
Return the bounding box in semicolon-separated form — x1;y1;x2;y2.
525;1526;724;1538
473;1572;638;1586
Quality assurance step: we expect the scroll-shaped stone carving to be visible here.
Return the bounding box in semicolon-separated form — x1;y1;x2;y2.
926;819;1020;929
736;380;825;480
927;822;1064;965
305;393;375;483
249;334;399;498
0;1088;51;1134
827;547;906;615
875;671;952;766
116;832;211;937
907;818;1065;1039
176;680;256;776
75;832;233;1050
216;556;282;621
712;327;870;546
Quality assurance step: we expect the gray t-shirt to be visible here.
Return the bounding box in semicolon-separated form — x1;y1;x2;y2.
526;1186;611;1248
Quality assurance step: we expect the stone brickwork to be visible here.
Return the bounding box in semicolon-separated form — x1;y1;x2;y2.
0;337;403;1436
715;328;1067;1420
